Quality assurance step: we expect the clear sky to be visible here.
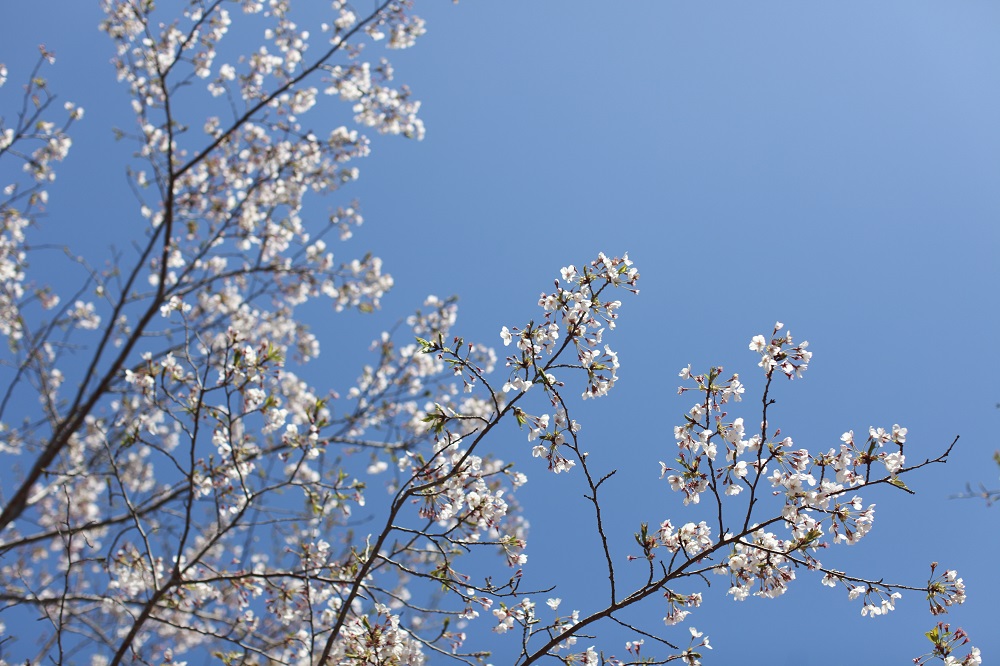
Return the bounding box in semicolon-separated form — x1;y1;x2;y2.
2;2;999;664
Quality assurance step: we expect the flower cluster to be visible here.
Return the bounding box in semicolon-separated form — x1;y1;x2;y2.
336;604;427;666
927;563;968;616
748;321;811;379
718;529;799;601
662;589;703;626
492;597;536;634
636;322;975;663
657;520;715;558
496;253;638;481
500;252;638;402
0;49;83;344
915;623;982;666
522;408;580;473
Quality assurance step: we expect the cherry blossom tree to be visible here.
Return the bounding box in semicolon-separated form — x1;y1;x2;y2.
0;2;980;665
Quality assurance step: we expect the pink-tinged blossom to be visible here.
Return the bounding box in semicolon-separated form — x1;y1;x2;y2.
892;423;908;444
928;566;968;615
69;300;101;329
883;451;905;475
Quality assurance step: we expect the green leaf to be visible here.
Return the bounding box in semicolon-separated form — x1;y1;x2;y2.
889;477;910;491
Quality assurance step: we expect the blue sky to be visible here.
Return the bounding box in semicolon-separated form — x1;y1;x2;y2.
2;1;1000;664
